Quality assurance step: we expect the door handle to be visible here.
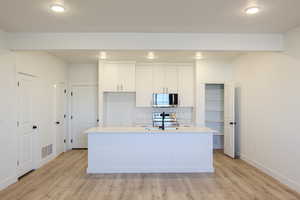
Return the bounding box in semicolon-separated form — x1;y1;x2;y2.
33;125;38;129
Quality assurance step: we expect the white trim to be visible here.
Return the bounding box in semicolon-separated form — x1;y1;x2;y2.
240;154;300;193
87;167;215;174
0;176;18;191
7;32;283;51
137;62;194;66
102;60;136;64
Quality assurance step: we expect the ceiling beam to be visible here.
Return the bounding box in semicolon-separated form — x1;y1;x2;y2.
7;32;283;51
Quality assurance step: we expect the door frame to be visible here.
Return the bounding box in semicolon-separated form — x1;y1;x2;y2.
198;81;236;158
68;83;98;149
16;73;39;177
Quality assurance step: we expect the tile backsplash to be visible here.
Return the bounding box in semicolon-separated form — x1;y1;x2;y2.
103;92;194;127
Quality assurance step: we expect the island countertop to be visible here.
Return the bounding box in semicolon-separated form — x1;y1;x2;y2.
85;126;216;134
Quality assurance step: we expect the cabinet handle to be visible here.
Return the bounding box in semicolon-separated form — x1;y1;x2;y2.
121;84;123;91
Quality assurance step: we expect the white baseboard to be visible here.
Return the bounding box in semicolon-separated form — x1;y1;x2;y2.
0;176;17;191
87;167;215;174
240;154;300;193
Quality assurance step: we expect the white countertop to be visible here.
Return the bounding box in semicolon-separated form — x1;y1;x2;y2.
85;126;216;134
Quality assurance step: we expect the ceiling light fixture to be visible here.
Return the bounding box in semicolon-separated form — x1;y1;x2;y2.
50;0;66;13
99;51;107;60
195;52;203;60
51;4;65;12
245;7;260;15
147;52;155;60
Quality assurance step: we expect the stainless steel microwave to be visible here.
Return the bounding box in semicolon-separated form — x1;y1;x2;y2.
152;93;178;107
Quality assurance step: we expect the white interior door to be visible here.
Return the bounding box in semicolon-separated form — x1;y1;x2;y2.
71;85;98;148
55;83;67;155
224;83;236;158
17;74;36;177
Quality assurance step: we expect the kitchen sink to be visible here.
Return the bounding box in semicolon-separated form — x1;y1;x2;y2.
145;127;179;131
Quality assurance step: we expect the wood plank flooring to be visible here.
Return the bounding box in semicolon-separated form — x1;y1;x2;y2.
0;150;299;200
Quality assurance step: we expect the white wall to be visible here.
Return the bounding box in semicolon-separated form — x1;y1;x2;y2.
68;64;98;85
0;50;68;190
196;59;234;83
0;50;18;190
0;30;7;50
233;27;300;192
15;52;68;166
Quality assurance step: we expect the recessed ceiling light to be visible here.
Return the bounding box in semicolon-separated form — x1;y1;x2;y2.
50;4;65;13
147;52;155;60
245;7;260;15
99;51;107;60
195;52;203;60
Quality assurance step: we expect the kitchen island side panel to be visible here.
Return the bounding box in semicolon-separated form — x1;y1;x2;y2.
87;132;214;173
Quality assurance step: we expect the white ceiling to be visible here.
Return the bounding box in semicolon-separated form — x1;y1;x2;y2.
0;0;300;33
48;50;243;64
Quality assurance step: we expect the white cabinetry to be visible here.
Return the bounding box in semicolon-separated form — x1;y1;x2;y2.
152;65;178;93
164;66;178;93
102;61;136;92
152;65;166;93
136;64;194;107
178;66;194;107
136;66;153;107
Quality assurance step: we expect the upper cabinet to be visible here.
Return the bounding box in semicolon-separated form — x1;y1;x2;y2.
136;64;194;107
136;65;153;107
101;61;136;92
164;66;178;93
152;65;178;93
178;66;194;107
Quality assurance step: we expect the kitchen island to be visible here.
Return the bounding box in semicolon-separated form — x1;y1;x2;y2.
85;127;215;174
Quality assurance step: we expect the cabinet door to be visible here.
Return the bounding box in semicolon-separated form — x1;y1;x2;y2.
102;63;119;92
178;66;194;107
119;63;136;92
164;66;178;93
152;65;165;93
136;66;153;107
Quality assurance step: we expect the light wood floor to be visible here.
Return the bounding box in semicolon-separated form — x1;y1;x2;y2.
0;150;299;200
